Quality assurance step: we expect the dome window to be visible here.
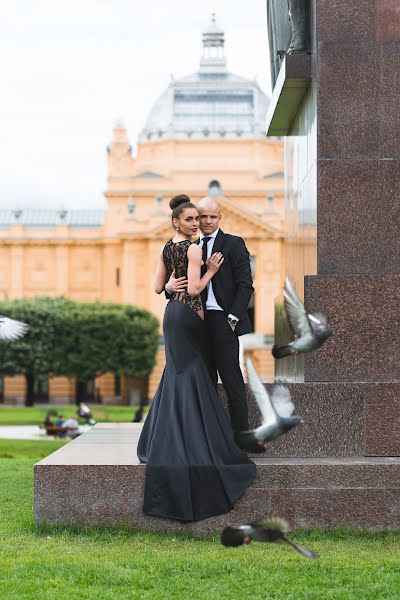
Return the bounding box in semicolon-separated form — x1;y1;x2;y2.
208;180;222;197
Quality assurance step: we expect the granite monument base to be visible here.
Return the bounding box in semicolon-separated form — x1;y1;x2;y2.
34;423;400;536
223;381;400;459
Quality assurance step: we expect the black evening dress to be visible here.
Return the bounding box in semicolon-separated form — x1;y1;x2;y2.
137;239;256;521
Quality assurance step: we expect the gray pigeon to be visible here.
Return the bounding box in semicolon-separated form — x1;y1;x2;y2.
235;357;303;453
0;316;29;342
221;516;318;559
272;278;332;359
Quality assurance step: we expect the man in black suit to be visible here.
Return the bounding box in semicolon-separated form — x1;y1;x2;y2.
166;197;254;432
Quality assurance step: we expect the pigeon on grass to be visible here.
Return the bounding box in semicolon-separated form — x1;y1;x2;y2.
272;278;332;359
234;358;303;453
0;316;29;342
221;516;318;559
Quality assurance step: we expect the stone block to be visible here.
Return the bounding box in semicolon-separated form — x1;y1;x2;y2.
304;276;400;381
374;1;400;42
223;380;400;458
317;43;400;160
364;383;400;456
34;426;400;535
316;161;400;275
316;1;375;44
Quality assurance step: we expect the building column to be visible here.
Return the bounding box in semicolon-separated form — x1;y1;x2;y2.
102;242;121;302
55;245;69;296
121;240;136;304
10;245;23;298
148;239;165;330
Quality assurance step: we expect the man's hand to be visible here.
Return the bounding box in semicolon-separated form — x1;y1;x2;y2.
227;315;239;331
165;269;188;293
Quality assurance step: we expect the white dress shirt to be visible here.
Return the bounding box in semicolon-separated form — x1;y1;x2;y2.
200;229;239;321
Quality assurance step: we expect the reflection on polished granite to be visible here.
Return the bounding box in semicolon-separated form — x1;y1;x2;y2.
276;80;317;381
278;1;400;383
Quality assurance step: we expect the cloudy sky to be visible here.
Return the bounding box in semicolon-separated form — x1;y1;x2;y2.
1;0;270;210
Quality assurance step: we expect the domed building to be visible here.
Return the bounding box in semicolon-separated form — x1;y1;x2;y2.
140;15;268;142
0;15;284;404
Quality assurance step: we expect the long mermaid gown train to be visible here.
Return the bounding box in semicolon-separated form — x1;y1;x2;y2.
137;239;256;522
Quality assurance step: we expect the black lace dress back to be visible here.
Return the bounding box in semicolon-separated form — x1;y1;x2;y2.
162;239;203;316
137;238;256;522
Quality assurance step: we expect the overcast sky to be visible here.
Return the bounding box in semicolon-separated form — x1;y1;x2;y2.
0;0;270;210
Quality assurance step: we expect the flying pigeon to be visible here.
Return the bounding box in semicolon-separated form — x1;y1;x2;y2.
220;516;318;559
272;278;332;359
0;316;29;342
235;357;303;453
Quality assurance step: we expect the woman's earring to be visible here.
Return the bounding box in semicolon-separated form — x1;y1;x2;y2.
175;227;180;231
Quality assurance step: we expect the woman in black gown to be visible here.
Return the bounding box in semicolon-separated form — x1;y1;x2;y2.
137;194;256;522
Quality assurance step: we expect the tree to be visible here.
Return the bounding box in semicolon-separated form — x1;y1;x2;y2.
0;297;159;405
58;302;159;383
0;297;74;405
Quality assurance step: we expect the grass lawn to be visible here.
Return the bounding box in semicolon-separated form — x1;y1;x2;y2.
0;405;145;426
0;442;399;599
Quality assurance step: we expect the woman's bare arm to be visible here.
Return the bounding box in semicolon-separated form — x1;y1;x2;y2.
154;253;168;294
187;244;224;297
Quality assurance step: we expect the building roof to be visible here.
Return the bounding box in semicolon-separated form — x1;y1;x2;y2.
146;195;282;240
139;15;269;143
0;209;106;228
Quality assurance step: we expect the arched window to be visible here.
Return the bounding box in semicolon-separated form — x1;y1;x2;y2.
208;180;222;197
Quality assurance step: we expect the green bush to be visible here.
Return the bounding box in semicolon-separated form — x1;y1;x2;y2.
0;297;159;404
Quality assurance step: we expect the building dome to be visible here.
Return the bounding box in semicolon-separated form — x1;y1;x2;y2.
139;15;269;142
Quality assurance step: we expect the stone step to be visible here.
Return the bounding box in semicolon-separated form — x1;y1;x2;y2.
236;380;400;458
34;424;400;536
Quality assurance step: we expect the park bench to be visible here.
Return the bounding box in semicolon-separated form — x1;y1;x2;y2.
40;425;80;438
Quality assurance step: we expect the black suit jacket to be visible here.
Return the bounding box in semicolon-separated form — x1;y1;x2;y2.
199;230;254;336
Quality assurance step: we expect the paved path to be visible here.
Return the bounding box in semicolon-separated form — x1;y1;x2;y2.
0;425;92;440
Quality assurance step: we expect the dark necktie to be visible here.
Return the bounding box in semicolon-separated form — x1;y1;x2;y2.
201;237;211;275
201;237;211;303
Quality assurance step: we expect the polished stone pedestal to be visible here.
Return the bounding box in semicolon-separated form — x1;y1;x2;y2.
267;0;400;531
34;423;400;536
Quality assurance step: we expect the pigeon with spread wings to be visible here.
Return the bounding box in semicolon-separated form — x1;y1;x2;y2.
0;316;29;342
272;278;332;359
221;517;318;559
234;357;303;453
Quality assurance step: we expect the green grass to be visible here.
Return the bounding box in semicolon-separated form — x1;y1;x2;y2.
0;441;399;599
0;405;145;426
0;439;67;460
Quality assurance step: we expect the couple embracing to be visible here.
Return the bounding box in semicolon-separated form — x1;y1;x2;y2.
138;194;256;521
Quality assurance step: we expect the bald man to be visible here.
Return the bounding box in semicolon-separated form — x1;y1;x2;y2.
166;197;254;432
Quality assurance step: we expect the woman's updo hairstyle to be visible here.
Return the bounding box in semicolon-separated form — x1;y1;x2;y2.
170;194;196;220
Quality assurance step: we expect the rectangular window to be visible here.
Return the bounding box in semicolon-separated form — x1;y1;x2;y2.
116;268;120;287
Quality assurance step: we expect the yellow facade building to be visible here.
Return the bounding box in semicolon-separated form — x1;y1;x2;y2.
0;17;284;404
